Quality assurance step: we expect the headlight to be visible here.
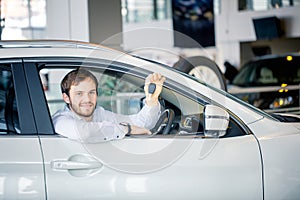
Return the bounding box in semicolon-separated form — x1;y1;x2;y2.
269;96;294;109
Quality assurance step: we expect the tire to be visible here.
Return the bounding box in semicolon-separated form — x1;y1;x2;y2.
173;56;227;91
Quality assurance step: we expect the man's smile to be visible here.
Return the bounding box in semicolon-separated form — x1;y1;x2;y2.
80;103;94;108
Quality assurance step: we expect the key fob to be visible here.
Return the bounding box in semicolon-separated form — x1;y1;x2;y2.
148;83;156;94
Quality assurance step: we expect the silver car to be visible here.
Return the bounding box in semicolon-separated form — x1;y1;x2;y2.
0;40;299;200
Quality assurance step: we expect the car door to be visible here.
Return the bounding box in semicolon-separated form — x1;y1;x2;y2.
0;59;46;199
24;58;263;199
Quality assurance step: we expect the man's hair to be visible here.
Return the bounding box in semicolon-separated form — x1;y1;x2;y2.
61;68;98;96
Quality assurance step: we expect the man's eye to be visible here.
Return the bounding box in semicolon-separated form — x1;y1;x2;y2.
76;92;82;96
90;91;96;95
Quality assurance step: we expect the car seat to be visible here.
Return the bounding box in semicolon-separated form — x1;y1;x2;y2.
258;67;278;84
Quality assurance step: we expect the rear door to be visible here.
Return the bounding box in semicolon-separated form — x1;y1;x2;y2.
0;59;45;199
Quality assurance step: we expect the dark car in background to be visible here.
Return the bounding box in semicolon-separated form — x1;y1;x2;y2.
228;54;300;115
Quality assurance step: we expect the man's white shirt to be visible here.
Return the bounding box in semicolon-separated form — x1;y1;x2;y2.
52;104;161;143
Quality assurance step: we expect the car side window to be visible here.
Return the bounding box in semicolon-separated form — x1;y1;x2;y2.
0;65;20;134
40;67;145;116
96;71;145;114
40;66;204;134
40;68;72;116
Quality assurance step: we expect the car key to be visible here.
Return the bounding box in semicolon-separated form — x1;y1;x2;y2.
148;83;156;94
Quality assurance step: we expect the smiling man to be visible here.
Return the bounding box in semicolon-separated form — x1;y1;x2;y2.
52;68;165;143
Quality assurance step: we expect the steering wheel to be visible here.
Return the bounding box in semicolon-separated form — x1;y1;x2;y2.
150;109;175;135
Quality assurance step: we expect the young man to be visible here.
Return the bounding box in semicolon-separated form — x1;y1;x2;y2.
52;69;165;143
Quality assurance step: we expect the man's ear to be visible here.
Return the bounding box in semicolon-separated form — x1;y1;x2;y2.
62;93;70;104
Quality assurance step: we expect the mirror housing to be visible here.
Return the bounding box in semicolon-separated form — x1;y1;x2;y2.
204;105;229;138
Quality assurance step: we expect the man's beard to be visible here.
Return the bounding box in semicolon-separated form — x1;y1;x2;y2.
69;101;96;118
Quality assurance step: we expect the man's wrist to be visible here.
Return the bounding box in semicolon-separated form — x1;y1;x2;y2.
119;122;131;136
146;98;159;107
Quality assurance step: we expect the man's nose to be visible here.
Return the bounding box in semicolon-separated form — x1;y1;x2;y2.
82;93;92;101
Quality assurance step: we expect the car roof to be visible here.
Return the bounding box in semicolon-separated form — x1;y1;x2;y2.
0;40;159;69
0;40;114;51
246;53;300;63
0;40;124;59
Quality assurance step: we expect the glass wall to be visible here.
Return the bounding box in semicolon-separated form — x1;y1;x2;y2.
239;0;300;11
0;0;46;40
121;0;171;23
121;0;220;21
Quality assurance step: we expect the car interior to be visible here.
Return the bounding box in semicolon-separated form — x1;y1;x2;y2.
0;65;20;134
258;67;278;84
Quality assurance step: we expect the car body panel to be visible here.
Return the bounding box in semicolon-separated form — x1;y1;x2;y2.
248;118;300;200
0;137;46;200
248;116;300;138
260;134;300;200
39;135;262;200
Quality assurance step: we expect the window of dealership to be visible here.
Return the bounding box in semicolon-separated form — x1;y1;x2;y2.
0;0;46;40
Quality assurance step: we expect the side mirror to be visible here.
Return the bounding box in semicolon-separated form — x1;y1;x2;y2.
204;105;229;138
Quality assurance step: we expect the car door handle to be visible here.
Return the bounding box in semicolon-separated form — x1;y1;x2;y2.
51;154;103;171
51;160;102;170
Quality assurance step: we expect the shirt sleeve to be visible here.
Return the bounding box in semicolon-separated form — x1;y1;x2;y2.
99;104;161;130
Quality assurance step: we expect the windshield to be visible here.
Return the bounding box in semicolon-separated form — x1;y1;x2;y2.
233;55;300;86
205;83;279;121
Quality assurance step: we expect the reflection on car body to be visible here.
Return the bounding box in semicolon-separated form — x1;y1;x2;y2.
0;40;299;200
228;54;300;115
